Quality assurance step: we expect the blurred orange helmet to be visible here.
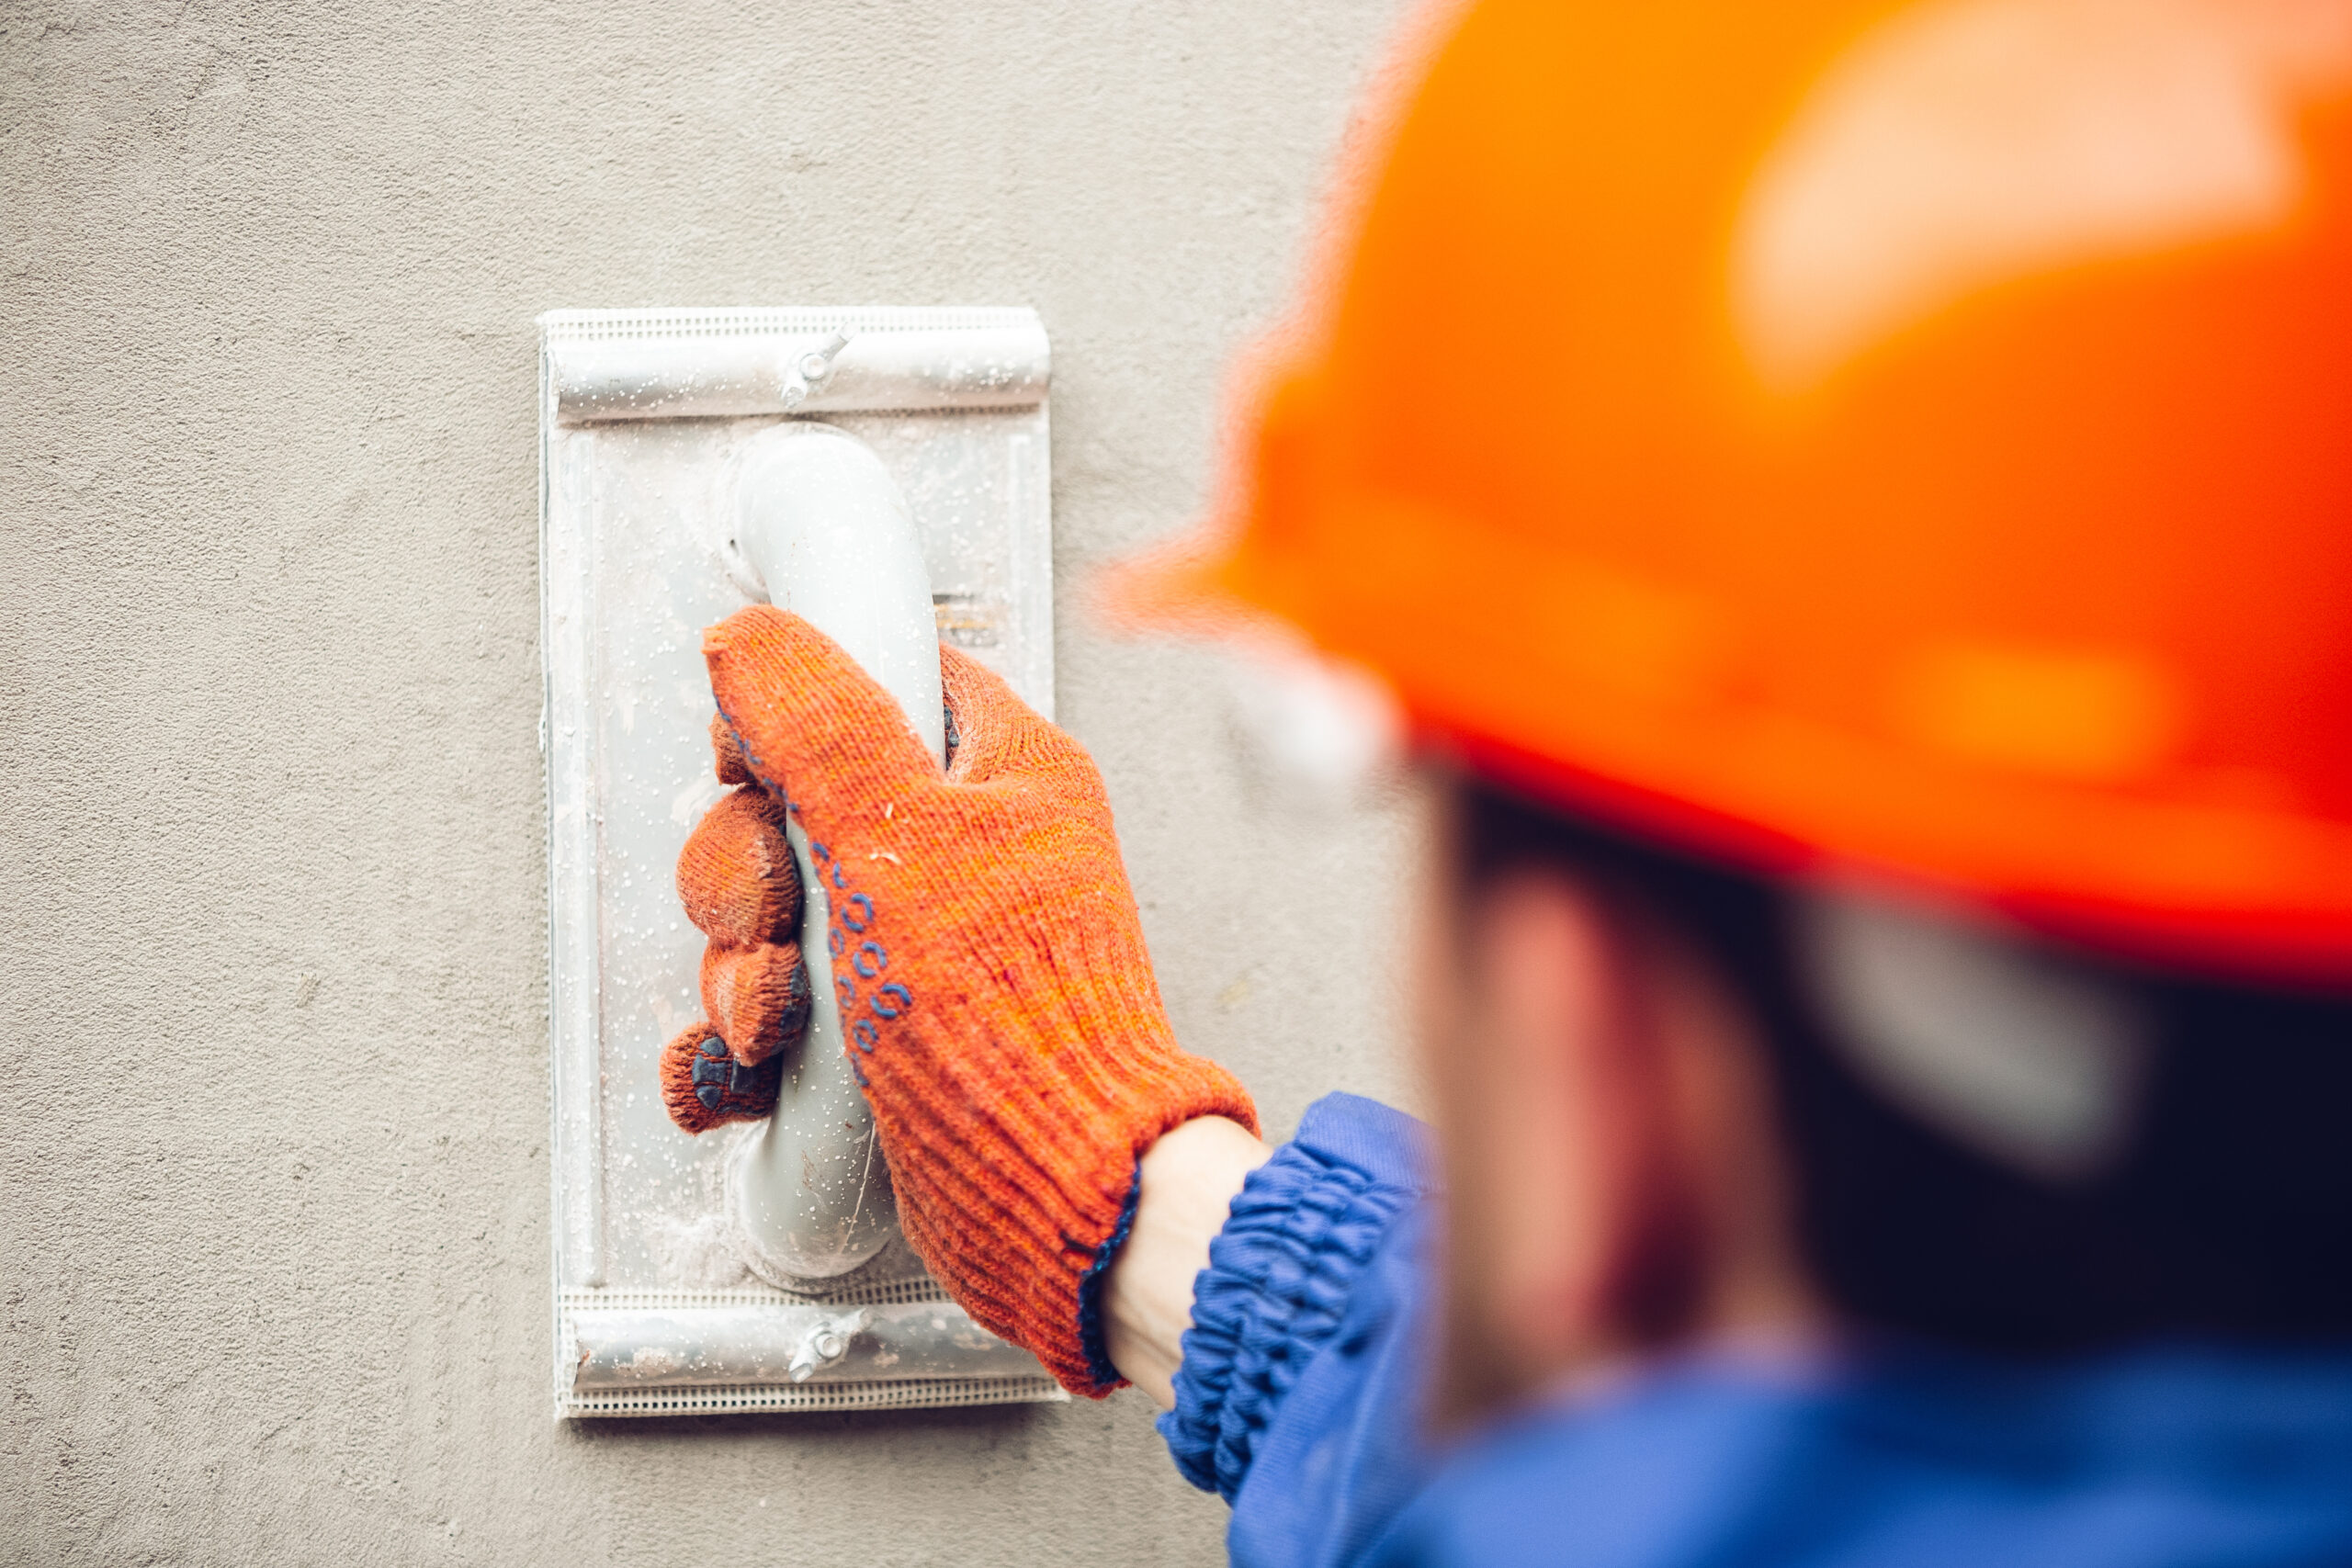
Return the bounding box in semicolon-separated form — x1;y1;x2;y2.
1117;0;2352;985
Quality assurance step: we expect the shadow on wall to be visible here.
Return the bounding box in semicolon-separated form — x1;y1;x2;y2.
563;1398;1064;1446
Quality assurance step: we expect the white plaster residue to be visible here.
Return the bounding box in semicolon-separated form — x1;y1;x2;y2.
670;771;729;828
643;1212;755;1289
626;1346;685;1379
1735;0;2352;390
650;988;693;1040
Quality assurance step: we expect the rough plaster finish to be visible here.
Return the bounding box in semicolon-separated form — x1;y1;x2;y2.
0;1;1424;1562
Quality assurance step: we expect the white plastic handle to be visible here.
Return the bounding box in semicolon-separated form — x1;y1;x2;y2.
724;421;942;1281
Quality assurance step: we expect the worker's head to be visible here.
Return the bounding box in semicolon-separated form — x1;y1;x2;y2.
1421;773;2352;1423
1113;0;2352;1421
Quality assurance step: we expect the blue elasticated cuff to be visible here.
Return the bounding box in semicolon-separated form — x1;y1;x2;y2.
1158;1094;1431;1499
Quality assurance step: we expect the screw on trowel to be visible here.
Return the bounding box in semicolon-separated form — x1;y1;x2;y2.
786;1306;872;1382
779;330;854;409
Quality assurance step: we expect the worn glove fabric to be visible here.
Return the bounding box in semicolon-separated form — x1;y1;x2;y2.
659;1027;786;1134
683;604;1258;1394
657;742;816;1134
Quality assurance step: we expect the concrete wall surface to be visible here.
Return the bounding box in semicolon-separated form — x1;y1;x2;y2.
0;1;1424;1562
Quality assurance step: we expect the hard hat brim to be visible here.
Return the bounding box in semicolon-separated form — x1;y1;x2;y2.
1104;509;2352;993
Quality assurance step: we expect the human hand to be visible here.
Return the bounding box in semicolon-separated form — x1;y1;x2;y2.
664;606;1256;1393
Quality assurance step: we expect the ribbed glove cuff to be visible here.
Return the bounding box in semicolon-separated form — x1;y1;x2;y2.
882;1048;1258;1395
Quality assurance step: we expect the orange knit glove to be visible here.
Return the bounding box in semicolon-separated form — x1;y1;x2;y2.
673;605;1258;1394
656;749;816;1133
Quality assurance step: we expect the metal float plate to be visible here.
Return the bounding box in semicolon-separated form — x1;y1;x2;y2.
538;307;1061;1417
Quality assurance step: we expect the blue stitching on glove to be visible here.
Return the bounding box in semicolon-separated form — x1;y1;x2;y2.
1075;1159;1145;1392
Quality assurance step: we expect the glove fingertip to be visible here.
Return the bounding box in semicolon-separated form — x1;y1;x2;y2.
702;942;813;1066
711;714;754;786
660;1021;780;1134
677;789;802;944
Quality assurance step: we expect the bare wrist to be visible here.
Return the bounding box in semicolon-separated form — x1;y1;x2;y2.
1102;1115;1273;1406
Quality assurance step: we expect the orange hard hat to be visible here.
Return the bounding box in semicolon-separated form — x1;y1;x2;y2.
1116;0;2352;986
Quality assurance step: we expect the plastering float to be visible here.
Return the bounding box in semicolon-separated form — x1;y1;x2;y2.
537;306;1060;1417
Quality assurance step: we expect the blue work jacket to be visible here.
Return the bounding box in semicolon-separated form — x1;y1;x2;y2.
1160;1094;2352;1567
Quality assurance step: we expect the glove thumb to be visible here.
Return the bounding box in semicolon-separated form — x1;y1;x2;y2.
703;606;940;829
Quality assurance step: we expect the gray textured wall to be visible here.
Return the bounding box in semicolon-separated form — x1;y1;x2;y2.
0;2;1422;1562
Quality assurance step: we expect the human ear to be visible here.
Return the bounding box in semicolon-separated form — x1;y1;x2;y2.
1429;869;1706;1422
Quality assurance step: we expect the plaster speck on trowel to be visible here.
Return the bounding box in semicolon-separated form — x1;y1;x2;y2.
643;1213;754;1290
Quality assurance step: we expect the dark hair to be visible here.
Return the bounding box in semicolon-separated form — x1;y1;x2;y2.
1460;776;2352;1351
